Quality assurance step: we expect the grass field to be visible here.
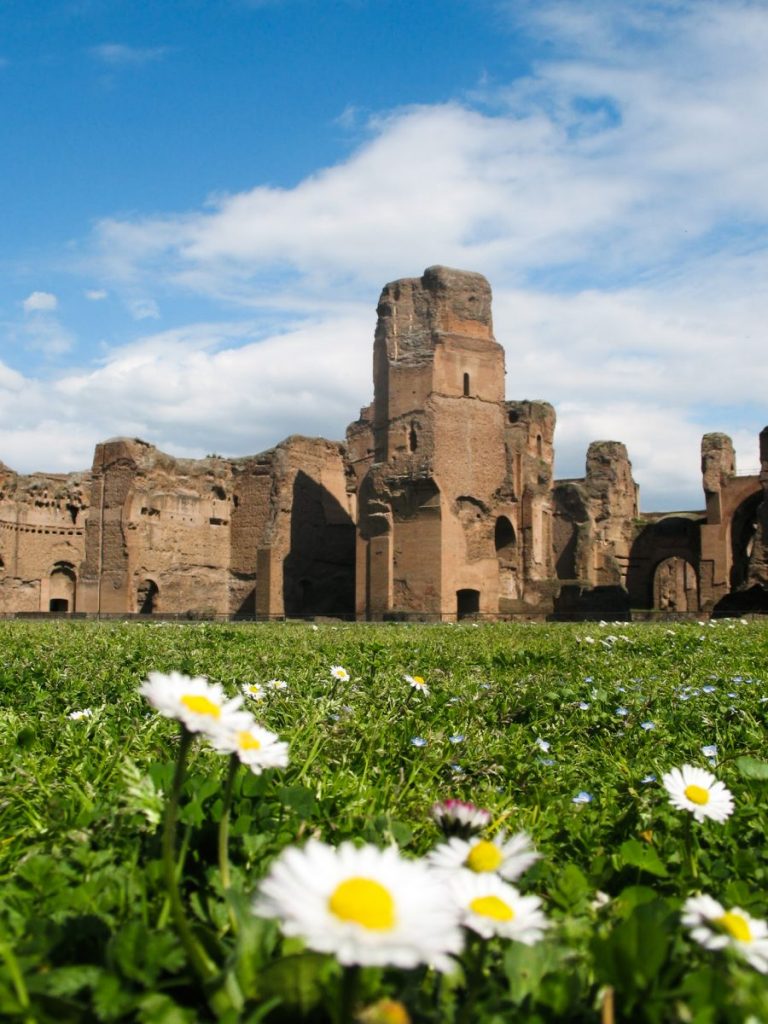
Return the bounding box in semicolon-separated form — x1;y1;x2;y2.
1;618;767;1023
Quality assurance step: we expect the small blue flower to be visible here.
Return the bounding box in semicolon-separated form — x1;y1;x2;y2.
640;721;656;731
538;757;555;766
410;736;427;748
641;773;657;784
535;737;551;752
572;791;593;804
615;707;628;717
584;677;593;683
450;763;464;774
701;744;718;758
449;733;465;744
578;701;590;710
702;685;716;693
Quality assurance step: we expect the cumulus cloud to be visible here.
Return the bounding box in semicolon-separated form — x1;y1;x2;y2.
4;0;765;509
23;291;58;313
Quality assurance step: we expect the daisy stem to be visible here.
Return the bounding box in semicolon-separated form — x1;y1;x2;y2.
337;964;360;1024
162;726;217;984
218;753;240;934
457;936;488;1024
683;816;699;881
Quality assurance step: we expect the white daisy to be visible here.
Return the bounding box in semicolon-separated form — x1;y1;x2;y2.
449;872;548;943
67;708;93;720
662;765;734;823
267;678;288;690
427;831;539;881
404;674;430;695
242;683;266;700
330;665;350;682
254;840;463;969
209;716;289;773
139;671;243;736
431;799;491;838
683;895;768;973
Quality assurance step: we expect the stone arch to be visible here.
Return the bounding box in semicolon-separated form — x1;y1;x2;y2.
730;491;762;591
137;578;159;614
653;557;699;612
495;515;519;600
49;561;76;612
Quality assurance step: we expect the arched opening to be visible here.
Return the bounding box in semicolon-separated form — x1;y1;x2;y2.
653;557;698;612
463;373;470;397
536;433;543;458
494;516;516;556
409;421;418;452
457;588;480;619
495;516;519;604
137;579;159;614
49;562;76;612
730;492;762;591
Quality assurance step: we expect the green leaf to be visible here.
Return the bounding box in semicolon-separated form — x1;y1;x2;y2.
735;756;768;780
550;863;590;911
618;839;669;877
503;941;561;1005
591;899;673;996
278;785;317;820
257;952;339;1014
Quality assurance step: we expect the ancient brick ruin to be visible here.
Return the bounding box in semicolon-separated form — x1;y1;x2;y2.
1;266;766;620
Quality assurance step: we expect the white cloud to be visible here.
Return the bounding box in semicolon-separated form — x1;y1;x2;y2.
23;291;58;313
90;44;168;66
126;297;160;320
84;289;108;301
5;0;766;511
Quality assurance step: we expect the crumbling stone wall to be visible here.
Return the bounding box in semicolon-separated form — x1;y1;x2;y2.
0;266;765;620
0;462;88;612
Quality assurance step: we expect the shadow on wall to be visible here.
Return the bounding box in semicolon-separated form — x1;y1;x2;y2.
283;471;355;618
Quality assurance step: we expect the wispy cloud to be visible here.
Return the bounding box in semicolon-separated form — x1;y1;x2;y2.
90;43;169;66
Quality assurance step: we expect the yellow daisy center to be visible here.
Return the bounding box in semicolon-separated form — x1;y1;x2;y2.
328;877;396;931
469;895;515;921
465;840;503;873
715;911;752;943
180;694;221;719
237;732;261;751
413;677;424;685
684;784;710;805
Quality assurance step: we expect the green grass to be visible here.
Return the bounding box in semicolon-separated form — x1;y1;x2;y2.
1;619;767;1022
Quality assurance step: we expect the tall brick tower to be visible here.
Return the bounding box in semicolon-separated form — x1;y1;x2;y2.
349;266;555;620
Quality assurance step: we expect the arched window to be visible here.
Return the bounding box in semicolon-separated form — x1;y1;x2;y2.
536;434;543;457
463;373;470;397
409;421;418;452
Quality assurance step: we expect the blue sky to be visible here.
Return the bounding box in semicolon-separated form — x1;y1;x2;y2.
1;0;766;509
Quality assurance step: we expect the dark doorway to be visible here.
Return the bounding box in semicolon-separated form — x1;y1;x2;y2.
49;598;69;612
138;579;159;614
457;588;480;619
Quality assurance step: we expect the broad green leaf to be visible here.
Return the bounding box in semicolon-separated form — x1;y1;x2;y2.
735;756;768;780
618;839;669;877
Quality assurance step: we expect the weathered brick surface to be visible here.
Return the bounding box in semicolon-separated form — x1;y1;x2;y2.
0;267;765;619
